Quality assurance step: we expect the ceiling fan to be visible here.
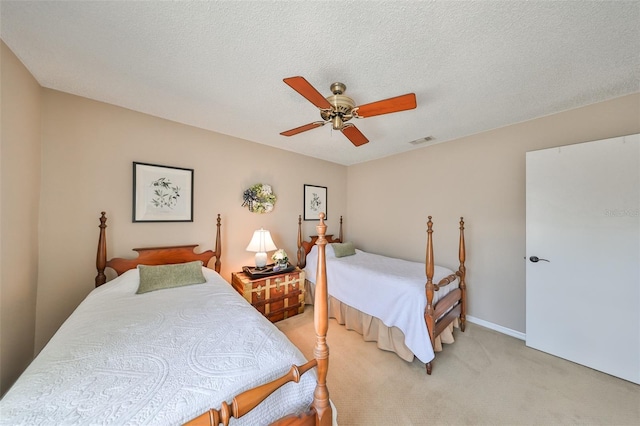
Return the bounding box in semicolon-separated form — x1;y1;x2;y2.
280;76;417;147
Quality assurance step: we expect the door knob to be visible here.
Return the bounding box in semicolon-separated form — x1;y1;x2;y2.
529;256;550;263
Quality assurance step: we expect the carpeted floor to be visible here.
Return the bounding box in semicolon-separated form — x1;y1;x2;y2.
276;306;639;425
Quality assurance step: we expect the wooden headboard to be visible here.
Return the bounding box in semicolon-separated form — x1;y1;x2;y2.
94;212;222;287
297;214;342;268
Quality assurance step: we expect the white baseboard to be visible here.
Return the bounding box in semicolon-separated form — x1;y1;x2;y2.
466;315;526;341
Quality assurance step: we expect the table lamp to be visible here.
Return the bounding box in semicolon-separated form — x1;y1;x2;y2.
246;228;277;269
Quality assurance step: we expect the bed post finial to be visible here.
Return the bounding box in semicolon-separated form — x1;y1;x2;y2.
425;216;434;283
317;212;327;241
339;215;343;242
312;211;332;424
95;212;108;287
459;217;465;265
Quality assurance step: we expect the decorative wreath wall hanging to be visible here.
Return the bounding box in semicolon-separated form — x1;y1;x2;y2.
242;183;277;214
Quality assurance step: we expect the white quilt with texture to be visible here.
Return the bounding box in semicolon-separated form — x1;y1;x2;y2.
304;245;458;363
0;268;315;425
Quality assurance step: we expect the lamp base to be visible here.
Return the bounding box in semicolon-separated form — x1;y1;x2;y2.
254;252;268;269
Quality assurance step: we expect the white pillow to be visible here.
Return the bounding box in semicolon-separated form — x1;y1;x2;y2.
308;243;335;260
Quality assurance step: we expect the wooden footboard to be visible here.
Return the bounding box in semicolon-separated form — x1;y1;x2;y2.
187;360;319;426
424;216;467;374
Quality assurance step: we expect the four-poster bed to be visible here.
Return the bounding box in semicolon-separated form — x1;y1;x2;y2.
298;215;467;374
0;212;333;426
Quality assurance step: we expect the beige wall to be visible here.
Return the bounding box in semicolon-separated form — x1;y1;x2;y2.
347;93;640;333
0;41;42;394
35;90;347;352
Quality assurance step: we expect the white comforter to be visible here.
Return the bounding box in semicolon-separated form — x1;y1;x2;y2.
0;268;315;425
305;245;458;364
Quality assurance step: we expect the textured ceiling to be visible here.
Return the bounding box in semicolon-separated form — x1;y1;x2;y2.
2;1;639;165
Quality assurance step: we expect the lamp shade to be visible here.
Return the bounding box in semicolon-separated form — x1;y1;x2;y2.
246;228;277;268
246;229;277;252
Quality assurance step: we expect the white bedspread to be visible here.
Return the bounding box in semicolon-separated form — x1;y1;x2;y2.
305;245;458;363
0;268;316;425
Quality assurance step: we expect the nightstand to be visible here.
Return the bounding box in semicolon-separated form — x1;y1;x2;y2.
231;268;305;323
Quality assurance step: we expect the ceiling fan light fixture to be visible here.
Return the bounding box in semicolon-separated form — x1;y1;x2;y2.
323;93;355;115
332;115;343;130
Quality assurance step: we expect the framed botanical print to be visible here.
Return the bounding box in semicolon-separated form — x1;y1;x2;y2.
303;184;327;221
133;162;194;222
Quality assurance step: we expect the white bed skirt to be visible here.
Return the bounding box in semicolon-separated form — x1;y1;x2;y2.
305;280;456;362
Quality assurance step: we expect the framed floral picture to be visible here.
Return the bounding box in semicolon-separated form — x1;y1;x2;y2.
133;162;194;222
303;184;327;221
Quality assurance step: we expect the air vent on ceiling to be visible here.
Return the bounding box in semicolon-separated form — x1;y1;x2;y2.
409;136;434;145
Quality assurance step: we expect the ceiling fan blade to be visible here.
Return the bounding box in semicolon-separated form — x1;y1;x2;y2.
341;125;369;147
355;93;417;118
283;76;333;110
280;121;326;137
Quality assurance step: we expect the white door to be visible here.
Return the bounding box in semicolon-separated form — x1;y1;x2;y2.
526;134;639;384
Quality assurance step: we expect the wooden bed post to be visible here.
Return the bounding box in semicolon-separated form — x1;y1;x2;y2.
95;212;108;288
312;212;332;425
338;216;343;242
424;216;435;375
458;217;467;332
297;215;306;269
214;214;222;273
